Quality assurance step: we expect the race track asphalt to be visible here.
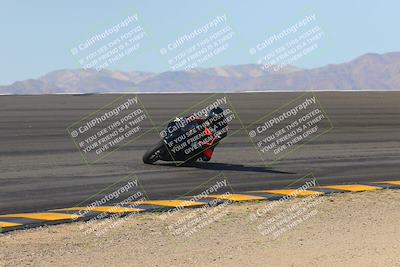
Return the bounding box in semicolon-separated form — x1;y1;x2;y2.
1;92;399;214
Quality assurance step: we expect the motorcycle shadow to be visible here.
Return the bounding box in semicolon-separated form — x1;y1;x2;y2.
156;161;295;174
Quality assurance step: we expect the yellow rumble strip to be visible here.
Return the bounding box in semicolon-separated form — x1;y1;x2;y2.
208;194;266;202
257;189;324;197
51;206;144;213
1;180;398;233
373;181;400;186
317;184;382;192
0;221;22;228
0;213;81;221
130;200;206;208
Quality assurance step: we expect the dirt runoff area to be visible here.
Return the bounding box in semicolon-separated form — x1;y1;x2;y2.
1;189;400;267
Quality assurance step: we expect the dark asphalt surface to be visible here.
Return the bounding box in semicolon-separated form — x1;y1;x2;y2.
0;92;399;214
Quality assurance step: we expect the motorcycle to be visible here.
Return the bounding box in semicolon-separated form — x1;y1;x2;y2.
142;107;229;164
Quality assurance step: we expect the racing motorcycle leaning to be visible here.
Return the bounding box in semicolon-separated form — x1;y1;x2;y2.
142;107;229;164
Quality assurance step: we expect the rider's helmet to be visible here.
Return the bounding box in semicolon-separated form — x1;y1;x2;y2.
208;107;224;120
207;107;226;132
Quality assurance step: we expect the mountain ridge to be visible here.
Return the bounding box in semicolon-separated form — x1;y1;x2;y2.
1;52;399;94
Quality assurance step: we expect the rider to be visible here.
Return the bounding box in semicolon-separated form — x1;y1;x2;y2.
168;107;228;162
200;107;228;161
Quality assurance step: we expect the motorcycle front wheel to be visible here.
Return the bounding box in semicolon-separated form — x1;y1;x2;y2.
142;140;167;164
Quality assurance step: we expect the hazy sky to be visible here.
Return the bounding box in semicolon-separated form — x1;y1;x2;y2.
1;0;399;85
